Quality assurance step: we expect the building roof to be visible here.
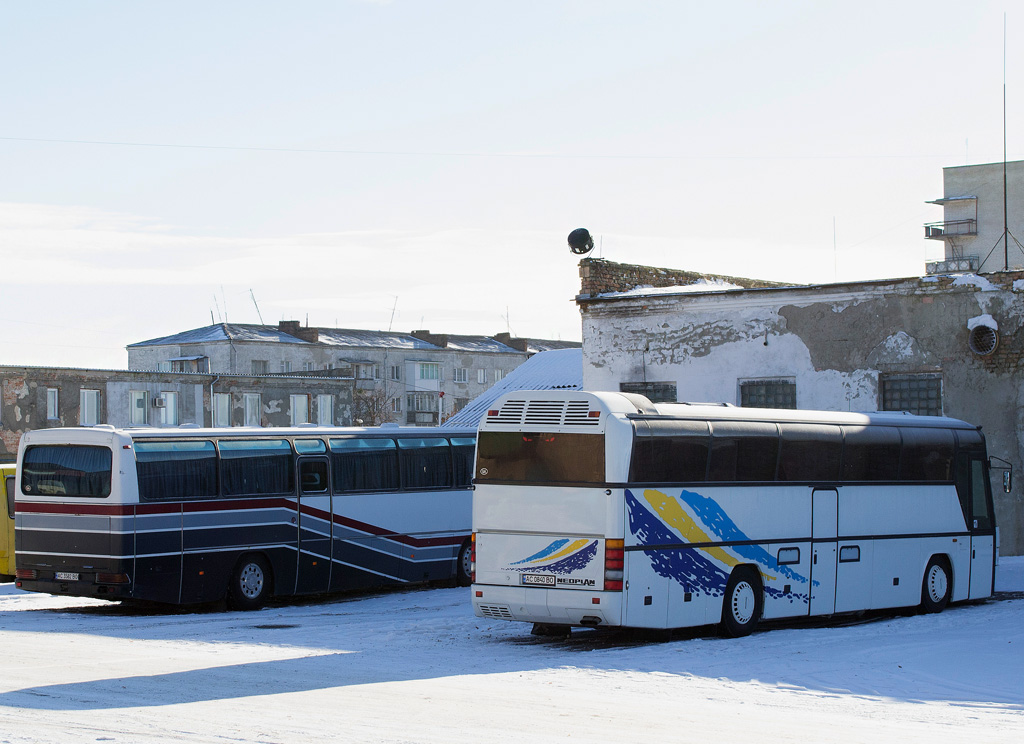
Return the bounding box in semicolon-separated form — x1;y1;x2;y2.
128;323;307;348
442;348;583;428
129;323;580;355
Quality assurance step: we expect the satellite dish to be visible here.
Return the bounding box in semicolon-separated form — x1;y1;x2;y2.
568;228;594;255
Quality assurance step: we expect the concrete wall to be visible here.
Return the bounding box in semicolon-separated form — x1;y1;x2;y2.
579;270;1024;555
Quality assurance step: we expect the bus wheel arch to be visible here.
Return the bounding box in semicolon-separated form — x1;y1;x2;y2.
456;538;473;587
721;565;763;638
227;553;273;611
920;554;952;614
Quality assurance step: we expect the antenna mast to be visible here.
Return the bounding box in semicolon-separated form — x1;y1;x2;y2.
250;289;265;325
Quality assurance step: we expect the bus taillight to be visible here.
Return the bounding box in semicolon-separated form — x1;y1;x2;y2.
604;538;624;591
15;568;37;581
470;533;476;583
95;572;130;584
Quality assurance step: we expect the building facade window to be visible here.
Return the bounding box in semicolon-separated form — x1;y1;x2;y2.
213;393;231;427
880;373;942;416
280;361;292;373
129;390;149;426
243;393;261;427
494;369;505;382
46;388;59;420
79;389;100;426
478;369;486;384
389;365;401;381
159;392;178;426
157;361;171;372
290;394;309;425
453;368;468;383
739;379;796;409
391;397;402;413
252;360;269;375
303;362;316;372
620;381;678;403
418;362;440;381
317;394;334;426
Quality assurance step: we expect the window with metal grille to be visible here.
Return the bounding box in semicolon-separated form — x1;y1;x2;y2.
740;379;796;409
619;381;677;403
880;374;942;416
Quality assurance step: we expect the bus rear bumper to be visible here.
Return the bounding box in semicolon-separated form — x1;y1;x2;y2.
471;584;623;627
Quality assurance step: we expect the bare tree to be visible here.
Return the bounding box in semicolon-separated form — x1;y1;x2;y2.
351;387;401;427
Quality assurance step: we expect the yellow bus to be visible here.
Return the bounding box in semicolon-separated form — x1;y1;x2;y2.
0;464;14;581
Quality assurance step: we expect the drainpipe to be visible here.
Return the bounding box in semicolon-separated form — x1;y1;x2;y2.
209;375;220;427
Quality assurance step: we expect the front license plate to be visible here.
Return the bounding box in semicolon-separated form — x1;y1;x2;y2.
521;573;555;586
55;572;79;581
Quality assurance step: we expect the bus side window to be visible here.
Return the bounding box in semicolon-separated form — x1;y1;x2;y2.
135;440;218;501
841;426;900;481
329;438;399;493
397;438;453;490
899;428;955;482
449;437;476;488
777;424;842;482
708;422;778;482
300;460;329;494
219;439;294;496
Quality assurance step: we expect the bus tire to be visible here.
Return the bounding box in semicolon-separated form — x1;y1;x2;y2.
456;539;473;587
920;556;951;614
228;554;272;611
721;567;762;638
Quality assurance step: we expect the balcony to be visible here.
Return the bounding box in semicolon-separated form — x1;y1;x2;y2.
924;219;977;240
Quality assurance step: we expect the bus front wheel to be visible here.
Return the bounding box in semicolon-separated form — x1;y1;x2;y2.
721;567;762;637
920;556;951;614
228;554;272;611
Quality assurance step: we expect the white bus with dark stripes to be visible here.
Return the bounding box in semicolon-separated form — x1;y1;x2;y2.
471;391;1006;637
15;424;476;609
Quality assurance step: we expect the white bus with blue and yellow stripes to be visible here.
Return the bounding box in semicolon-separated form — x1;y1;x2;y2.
470;391;1004;636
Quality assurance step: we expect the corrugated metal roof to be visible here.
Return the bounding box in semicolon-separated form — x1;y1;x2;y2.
442;348;583;428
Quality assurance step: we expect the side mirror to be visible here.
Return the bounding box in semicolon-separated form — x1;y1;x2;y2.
1004;469;1012;494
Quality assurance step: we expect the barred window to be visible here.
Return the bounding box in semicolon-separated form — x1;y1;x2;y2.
881;374;942;417
740;379;796;409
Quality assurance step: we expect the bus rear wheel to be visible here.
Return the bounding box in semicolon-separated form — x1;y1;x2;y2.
721;567;762;638
456;539;473;587
920;556;951;614
228;554;272;611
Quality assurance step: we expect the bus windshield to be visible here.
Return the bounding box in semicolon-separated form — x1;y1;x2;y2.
475;431;604;484
21;445;112;497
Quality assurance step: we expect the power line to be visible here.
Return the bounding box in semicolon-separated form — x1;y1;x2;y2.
0;136;953;162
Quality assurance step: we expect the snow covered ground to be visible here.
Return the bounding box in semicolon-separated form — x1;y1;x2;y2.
1;559;1022;744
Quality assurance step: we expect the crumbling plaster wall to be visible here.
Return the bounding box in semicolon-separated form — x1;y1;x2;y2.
580;274;1024;555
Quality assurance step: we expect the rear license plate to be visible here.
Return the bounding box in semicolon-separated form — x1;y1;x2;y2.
55;572;79;581
521;574;555;586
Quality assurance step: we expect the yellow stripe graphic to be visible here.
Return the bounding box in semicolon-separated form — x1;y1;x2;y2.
531;538;590;563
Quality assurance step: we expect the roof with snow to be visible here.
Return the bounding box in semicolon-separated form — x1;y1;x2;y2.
128;323;579;355
442;348;583;428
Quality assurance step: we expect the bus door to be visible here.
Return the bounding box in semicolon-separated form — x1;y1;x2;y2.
295;456;332;594
809;488;838;615
966;457;996;599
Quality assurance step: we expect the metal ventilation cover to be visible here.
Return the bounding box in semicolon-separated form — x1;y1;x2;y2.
968;325;999;356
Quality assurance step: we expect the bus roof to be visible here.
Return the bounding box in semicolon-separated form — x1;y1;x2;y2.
481;390;979;431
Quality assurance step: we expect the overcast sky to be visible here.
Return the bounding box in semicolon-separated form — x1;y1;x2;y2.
2;1;1021;369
